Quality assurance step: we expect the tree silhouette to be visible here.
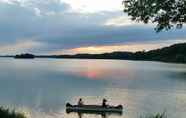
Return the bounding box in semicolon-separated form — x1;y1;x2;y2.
123;0;186;32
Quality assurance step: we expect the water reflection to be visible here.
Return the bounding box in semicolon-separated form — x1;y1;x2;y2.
0;59;186;118
52;59;130;80
66;111;122;118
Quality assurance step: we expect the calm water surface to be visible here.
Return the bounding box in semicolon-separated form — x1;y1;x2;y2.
0;58;186;118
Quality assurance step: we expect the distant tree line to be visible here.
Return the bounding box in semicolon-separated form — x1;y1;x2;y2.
37;43;186;63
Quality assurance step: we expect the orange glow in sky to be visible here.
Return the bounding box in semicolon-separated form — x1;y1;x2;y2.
71;44;172;54
52;42;176;55
50;39;186;55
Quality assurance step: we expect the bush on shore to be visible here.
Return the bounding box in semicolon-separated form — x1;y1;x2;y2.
0;107;26;118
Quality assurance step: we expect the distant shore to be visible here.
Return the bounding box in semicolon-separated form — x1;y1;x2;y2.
0;42;186;64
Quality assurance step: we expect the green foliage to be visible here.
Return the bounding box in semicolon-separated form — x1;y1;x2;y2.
123;0;186;32
0;107;26;118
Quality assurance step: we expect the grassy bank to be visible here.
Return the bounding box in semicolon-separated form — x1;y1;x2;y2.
0;107;26;118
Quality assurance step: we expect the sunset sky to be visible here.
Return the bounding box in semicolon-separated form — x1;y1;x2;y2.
0;0;186;55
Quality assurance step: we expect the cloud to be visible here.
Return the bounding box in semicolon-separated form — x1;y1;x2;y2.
0;0;19;5
26;0;71;15
1;0;123;13
103;15;149;27
0;40;43;55
0;0;185;54
51;39;186;54
0;0;71;15
62;0;123;13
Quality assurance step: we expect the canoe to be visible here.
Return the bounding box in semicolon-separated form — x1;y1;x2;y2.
66;103;123;114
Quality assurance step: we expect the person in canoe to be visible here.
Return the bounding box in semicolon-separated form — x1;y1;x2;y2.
78;98;84;106
102;98;108;107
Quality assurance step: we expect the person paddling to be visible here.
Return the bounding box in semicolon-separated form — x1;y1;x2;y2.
102;98;107;107
78;98;84;106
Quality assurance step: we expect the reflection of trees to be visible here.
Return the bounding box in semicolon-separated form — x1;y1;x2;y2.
123;0;186;32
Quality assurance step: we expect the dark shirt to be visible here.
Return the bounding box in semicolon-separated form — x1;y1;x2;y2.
102;102;107;107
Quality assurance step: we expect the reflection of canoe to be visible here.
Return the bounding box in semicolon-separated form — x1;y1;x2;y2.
66;103;123;114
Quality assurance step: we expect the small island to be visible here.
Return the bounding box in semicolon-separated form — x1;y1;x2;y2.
14;53;35;59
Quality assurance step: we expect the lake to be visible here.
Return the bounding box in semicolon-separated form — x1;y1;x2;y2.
0;58;186;118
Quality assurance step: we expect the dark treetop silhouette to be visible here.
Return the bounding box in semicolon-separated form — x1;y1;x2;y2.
123;0;186;32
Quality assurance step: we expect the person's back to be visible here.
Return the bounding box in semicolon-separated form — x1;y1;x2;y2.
78;98;83;106
102;99;107;107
